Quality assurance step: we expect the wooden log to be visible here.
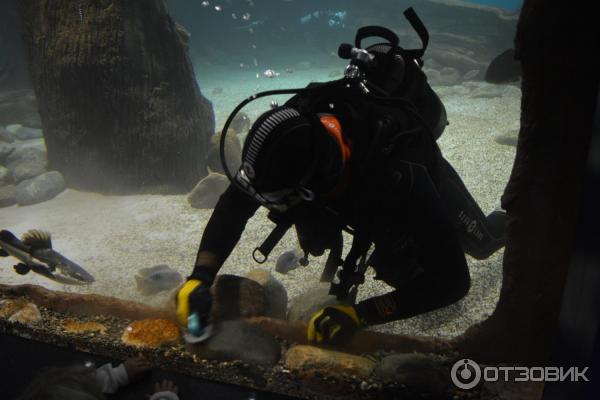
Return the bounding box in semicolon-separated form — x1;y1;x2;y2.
0;283;453;356
0;283;173;321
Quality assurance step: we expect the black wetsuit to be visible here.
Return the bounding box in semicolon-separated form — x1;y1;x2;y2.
196;91;505;325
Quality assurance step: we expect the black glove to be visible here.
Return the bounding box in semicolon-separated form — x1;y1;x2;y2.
307;304;364;344
176;278;212;334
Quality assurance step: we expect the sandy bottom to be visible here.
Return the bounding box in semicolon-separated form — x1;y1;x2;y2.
0;66;519;338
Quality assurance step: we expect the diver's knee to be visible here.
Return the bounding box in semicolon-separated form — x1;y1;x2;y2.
447;269;471;304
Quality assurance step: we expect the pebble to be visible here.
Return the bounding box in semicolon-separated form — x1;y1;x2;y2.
284;345;376;379
0;299;42;326
187;172;229;209
189;320;281;366
0;185;16;207
245;269;288;319
15;170;65;206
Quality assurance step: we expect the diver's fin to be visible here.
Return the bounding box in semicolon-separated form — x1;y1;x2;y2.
13;263;31;275
0;249;8;257
137;264;170;277
21;230;52;250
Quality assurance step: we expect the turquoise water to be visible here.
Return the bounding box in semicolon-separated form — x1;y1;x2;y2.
468;0;521;10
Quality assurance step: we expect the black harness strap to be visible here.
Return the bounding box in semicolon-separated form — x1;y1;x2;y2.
320;231;344;283
253;221;292;264
402;7;429;61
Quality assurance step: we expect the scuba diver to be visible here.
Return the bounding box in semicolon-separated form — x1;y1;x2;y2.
177;8;506;344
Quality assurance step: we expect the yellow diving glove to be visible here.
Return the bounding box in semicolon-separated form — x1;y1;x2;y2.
307;304;364;344
176;279;212;330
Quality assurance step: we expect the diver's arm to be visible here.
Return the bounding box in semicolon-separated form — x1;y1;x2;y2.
189;184;260;282
355;163;469;325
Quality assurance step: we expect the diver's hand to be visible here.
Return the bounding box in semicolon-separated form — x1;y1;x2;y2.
175;279;212;331
307;304;363;344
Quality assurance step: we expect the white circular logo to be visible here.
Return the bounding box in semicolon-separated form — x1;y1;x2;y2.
451;359;482;390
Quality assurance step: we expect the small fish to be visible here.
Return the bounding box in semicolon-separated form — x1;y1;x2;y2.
135;264;183;296
263;69;280;78
233;18;267;30
276;249;303;274
0;229;95;285
201;0;210;7
485;48;521;84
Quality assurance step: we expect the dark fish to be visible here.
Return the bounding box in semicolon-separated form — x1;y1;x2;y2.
485;48;521;84
0;229;95;285
134;264;183;296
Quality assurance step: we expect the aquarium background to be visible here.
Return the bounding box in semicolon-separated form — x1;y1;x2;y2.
0;0;522;339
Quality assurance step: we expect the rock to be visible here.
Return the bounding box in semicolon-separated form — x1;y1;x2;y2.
206;129;242;174
434;84;472;97
502;84;522;98
295;61;312;71
0;299;29;318
8;302;42;326
0;299;42;326
230;111;252;134
374;353;451;396
15;171;66;206
62;319;108;335
189;320;281;366
287;283;342;322
285;345;376;379
494;129;519;147
245;269;288;319
425;67;462;86
187;172;229;209
0;90;42;128
121;318;180;347
427;47;488;73
463;69;481;80
0;126;15;143
470;84;505;98
439;67;462;86
0;185;17;207
0;143;15;163
0;166;10;184
210;274;267;321
14;126;43;140
424;68;442;86
10;156;47;182
6;124;22;135
5;146;46;167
